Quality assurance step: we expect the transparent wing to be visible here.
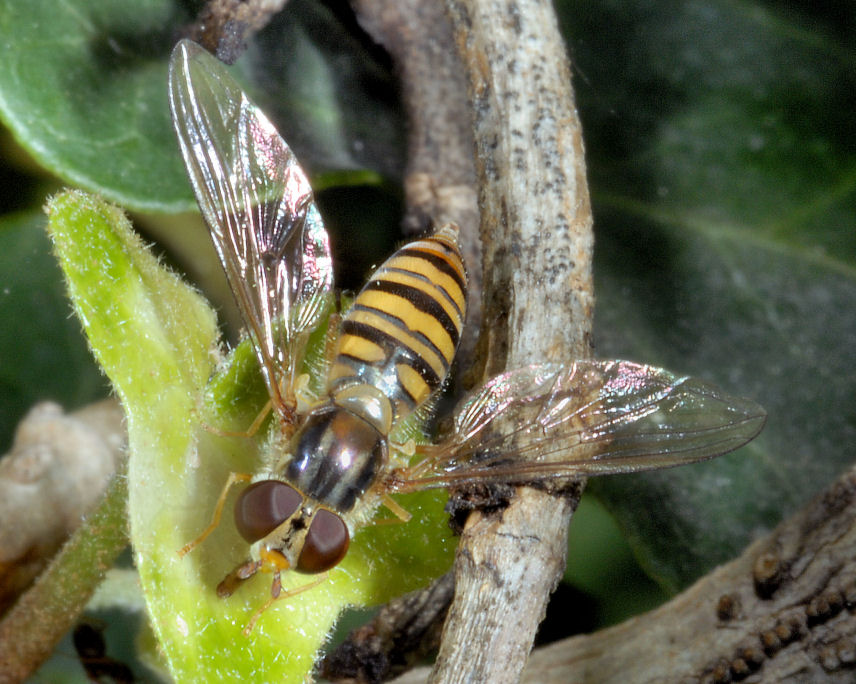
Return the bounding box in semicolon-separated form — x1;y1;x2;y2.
392;360;766;491
168;40;333;416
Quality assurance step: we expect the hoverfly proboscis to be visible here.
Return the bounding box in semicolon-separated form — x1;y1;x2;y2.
168;39;766;633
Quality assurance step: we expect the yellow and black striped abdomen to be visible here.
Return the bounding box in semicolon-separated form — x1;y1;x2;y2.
328;224;467;434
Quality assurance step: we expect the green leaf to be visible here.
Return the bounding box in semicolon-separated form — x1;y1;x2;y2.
46;191;454;681
26;0;853;643
0;0;187;212
0;211;105;451
0;0;402;213
564;496;668;626
558;0;856;590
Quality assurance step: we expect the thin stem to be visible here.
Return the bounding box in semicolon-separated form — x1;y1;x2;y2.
0;469;129;683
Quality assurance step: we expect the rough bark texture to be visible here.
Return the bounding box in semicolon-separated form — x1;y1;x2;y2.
331;1;595;679
321;572;456;682
431;1;595;682
189;0;290;63
392;461;856;683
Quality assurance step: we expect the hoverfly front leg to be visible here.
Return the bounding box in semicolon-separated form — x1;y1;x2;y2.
242;572;328;636
216;558;262;598
216;546;288;600
216;543;328;635
178;471;253;557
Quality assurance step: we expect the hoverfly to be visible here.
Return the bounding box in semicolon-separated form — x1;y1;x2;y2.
168;39;766;631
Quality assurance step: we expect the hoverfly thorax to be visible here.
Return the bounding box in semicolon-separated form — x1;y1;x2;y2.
287;405;389;513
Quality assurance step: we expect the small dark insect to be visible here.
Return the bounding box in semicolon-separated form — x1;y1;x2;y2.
169;39;766;632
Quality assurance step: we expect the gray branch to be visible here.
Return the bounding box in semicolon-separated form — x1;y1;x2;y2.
431;1;595;682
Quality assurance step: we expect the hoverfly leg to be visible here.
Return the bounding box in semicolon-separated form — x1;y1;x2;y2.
242;573;328;636
244;400;275;437
219;548;286;601
217;559;263;598
285;314;340;413
292;373;317;414
199;400;273;439
395;443;445;480
391;437;416;459
378;494;412;524
242;595;275;637
178;472;253;557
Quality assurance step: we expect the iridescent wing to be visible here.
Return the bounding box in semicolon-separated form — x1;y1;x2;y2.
392;361;766;491
168;40;333;416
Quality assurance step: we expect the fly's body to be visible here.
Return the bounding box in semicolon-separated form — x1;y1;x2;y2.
288;225;467;513
168;39;766;632
219;225;468;587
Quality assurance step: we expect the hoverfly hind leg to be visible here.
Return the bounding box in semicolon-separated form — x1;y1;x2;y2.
379;494;412;524
243;400;275;437
387;442;448;491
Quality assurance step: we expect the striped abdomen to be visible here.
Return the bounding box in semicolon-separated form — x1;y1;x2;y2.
328;224;467;434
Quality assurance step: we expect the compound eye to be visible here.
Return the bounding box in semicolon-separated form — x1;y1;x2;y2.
296;509;350;573
234;481;302;543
